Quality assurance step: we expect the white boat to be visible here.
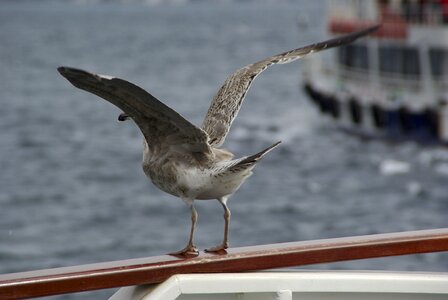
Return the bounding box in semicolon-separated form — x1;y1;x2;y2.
110;271;448;300
303;0;448;144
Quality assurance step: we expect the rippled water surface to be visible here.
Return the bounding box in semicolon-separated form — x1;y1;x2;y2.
1;1;447;299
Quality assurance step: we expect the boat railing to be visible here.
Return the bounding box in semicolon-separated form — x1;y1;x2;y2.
0;228;448;299
337;62;448;98
433;79;448;91
331;65;423;93
329;1;448;27
379;2;448;26
337;65;370;82
378;72;422;91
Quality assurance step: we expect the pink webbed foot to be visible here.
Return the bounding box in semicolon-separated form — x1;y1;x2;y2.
204;243;228;254
169;244;199;257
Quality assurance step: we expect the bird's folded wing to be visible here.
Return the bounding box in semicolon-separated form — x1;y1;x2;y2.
58;67;211;155
202;25;379;147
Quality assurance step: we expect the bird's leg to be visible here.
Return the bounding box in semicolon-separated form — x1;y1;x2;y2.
170;202;199;256
205;197;230;253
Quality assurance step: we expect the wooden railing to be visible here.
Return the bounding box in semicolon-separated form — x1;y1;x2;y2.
1;228;448;299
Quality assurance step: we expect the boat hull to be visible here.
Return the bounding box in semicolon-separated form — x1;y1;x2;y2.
303;82;446;145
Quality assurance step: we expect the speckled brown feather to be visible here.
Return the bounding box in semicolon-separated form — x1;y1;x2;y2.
202;25;379;147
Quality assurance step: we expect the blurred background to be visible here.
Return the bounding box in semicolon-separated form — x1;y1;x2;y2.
0;0;447;299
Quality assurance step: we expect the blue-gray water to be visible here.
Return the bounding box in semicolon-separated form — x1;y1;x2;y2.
1;1;447;299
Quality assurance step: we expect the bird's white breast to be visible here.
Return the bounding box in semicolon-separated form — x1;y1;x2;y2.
145;158;253;201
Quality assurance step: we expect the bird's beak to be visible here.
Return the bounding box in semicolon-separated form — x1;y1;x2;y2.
118;113;130;122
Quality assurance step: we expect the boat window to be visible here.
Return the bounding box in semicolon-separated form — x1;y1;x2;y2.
379;0;447;24
338;44;369;70
379;45;420;77
429;48;448;80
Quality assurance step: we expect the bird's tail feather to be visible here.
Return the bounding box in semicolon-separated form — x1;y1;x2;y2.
235;141;281;167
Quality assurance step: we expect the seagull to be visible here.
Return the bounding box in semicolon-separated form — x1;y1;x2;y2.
58;25;378;256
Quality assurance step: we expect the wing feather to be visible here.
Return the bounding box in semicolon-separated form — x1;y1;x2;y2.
202;25;380;147
58;67;211;156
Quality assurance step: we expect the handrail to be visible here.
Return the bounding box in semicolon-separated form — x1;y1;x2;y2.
1;228;448;299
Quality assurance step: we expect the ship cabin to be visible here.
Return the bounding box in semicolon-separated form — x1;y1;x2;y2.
304;0;448;143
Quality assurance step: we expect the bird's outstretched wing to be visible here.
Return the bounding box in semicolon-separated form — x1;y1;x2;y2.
58;67;212;157
202;25;380;147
